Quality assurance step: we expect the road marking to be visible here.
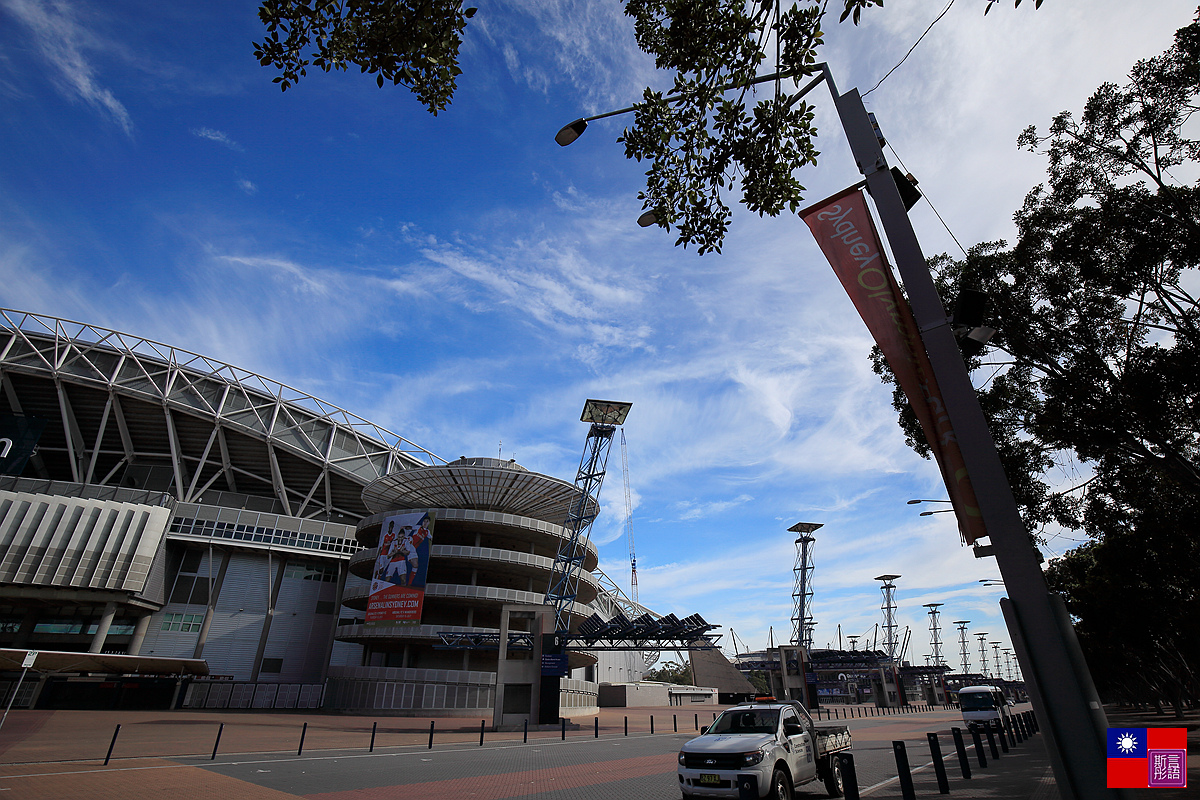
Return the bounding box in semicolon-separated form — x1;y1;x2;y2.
859;759;935;796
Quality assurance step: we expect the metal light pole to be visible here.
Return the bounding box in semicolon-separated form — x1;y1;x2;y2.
975;632;990;678
876;575;901;660
953;621;971;675
991;642;1004;681
790;522;822;650
555;60;1116;799
924;603;945;666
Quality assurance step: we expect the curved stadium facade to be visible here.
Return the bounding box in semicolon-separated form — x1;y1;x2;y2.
0;310;647;715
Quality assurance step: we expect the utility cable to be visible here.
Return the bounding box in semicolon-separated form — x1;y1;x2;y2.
887;143;970;257
863;0;958;97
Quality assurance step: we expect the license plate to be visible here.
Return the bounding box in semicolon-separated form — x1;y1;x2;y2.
699;774;721;785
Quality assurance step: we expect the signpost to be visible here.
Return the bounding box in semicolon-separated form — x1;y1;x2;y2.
0;650;37;731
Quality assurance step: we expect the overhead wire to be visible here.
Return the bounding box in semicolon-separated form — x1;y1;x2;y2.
863;0;958;97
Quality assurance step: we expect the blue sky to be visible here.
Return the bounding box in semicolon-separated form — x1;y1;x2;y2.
1;0;1194;667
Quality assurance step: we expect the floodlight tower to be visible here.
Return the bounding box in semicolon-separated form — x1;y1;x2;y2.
1003;648;1015;681
847;635;859;651
991;642;1003;680
953;621;971;675
789;522;823;650
975;632;991;677
924;603;945;666
545;399;631;632
875;575;902;660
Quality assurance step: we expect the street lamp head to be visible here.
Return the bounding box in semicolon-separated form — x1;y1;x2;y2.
636;209;659;227
555;118;588;146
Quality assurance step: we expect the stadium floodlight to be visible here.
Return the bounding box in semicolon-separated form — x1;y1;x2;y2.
581;399;632;426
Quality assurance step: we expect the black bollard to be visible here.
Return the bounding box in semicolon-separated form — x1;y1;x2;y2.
298;721;308;756
211;724;225;762
624;715;628;736
985;723;1001;759
695;713;699;731
211;722;224;761
927;732;950;794
971;726;987;768
482;719;487;746
892;741;917;800
595;717;599;738
1004;716;1017;747
839;752;861;800
104;723;121;766
951;727;972;779
369;721;377;752
560;718;565;741
673;714;677;732
428;720;435;749
650;715;654;734
996;720;1010;753
524;719;528;744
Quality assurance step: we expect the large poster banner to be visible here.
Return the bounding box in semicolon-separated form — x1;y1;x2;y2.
801;187;988;546
366;511;435;626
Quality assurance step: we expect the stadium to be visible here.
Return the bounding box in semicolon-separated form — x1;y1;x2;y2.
0;309;648;717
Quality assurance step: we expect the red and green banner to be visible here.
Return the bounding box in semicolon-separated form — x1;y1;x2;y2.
802;187;988;545
366;511;435;625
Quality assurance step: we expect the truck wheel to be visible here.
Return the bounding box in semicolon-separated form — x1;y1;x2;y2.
823;756;845;797
771;767;793;800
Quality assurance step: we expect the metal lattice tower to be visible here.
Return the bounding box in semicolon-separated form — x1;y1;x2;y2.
924;603;944;666
847;635;859;651
619;429;638;605
991;642;1003;679
953;621;971;674
545;400;631;632
976;633;990;677
789;522;822;649
875;574;901;660
1003;649;1014;681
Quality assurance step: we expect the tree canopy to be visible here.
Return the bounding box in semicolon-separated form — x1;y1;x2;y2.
872;10;1200;705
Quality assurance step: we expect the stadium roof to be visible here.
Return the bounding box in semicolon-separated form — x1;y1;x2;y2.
0;309;442;521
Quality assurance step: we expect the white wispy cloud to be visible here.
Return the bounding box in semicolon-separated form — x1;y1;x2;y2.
2;0;132;134
193;126;243;151
236;179;257;195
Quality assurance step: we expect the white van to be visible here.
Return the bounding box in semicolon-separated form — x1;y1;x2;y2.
958;685;1011;730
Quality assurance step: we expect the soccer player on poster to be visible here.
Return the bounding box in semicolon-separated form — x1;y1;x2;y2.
366;511;435;626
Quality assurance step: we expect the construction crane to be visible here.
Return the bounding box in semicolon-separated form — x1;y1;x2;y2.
620;428;638;605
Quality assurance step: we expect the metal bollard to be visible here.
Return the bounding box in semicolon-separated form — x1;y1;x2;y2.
482;719;488;746
369;721;377;752
104;723;121;766
624;715;628;736
927;733;950;794
971;726;987;767
839;752;861;800
524;719;528;744
650;715;654;734
673;714;677;732
892;741;917;800
997;720;1010;753
595;717;599;738
695;713;699;731
985;724;1001;759
950;727;972;779
560;718;565;741
1004;716;1017;747
736;774;759;800
428;720;435;749
298;721;308;756
211;722;224;761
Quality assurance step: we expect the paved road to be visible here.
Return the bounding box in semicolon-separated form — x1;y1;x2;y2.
175;707;994;799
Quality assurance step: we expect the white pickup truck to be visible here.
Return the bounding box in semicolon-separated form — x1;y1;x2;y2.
677;700;852;799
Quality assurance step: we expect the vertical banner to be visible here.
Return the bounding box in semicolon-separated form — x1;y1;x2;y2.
802;187;988;545
366;511;435;626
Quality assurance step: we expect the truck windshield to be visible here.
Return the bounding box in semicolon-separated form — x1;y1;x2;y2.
960;693;997;710
708;708;780;734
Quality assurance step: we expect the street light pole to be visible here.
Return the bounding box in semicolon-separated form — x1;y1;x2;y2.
556;61;1117;799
